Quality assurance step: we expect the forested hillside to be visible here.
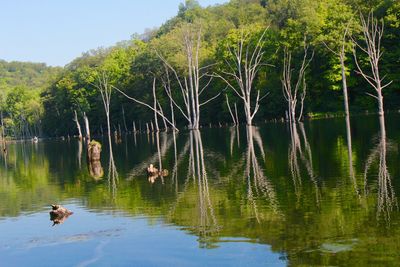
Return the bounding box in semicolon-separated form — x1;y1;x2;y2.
2;0;400;138
0;60;61;138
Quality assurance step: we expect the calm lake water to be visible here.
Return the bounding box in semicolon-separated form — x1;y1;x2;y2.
1;114;400;266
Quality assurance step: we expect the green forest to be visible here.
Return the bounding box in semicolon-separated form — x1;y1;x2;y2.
0;0;399;138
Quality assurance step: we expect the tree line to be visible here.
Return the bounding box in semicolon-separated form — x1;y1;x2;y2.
1;0;399;138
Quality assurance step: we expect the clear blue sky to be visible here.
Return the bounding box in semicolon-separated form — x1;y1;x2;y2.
0;0;227;66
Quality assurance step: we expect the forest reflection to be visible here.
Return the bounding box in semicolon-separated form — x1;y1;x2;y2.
1;116;400;265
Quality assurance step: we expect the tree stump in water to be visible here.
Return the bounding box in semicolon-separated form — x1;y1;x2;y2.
89;160;104;180
88;140;102;161
49;205;73;226
87;140;103;179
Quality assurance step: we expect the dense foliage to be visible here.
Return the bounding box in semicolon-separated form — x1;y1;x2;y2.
1;0;399;137
0;60;61;138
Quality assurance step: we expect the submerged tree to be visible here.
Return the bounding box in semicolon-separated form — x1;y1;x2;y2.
281;41;314;123
318;0;356;117
93;70;113;147
157;23;219;130
353;11;392;116
215;25;272;126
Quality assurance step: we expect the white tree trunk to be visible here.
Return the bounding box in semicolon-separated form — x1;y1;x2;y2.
83;112;90;141
353;12;391;118
73;110;82;140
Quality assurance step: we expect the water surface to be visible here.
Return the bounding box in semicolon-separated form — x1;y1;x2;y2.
1;114;400;266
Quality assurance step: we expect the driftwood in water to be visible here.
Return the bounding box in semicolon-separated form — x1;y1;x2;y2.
49;205;73;226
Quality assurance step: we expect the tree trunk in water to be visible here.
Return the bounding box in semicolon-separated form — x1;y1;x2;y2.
122;107;128;133
245;101;252;126
378;90;384;116
291;103;296;125
340;53;350;117
152;78;160;132
88;140;102;161
83;112;90;142
106;112;112;151
73;110;82;140
87;140;103;180
234;103;239;125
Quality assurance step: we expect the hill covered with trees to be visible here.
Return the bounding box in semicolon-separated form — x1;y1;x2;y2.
0;60;61;138
2;0;400;138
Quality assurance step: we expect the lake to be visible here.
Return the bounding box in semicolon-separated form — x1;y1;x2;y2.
1;114;400;266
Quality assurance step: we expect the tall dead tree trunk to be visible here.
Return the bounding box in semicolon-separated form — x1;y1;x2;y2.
353;12;392;116
73;110;83;140
281;41;314;123
152;78;159;132
323;24;352;117
114;84;179;131
214;28;270;126
122;106;128;133
226;94;236;125
0;111;5;144
83;112;90;142
94;70;113;149
161;65;176;130
157;24;219;130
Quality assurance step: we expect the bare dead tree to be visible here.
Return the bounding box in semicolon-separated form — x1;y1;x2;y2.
323;22;352;117
160;64;176;129
213;27;271;126
73;110;83;140
152;78;160;133
157;102;168;131
122;106;128;133
132;121;137;133
225;94;236;125
281;41;314;123
157;24;221;130
353;12;392;116
114;84;179;131
83;112;90;141
93;70;113;148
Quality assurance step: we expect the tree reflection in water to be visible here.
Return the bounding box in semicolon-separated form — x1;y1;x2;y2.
108;143;118;201
245;126;279;221
345;115;361;198
364;116;398;221
192;131;219;246
288;122;320;205
77;140;82;170
166;130;220;248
